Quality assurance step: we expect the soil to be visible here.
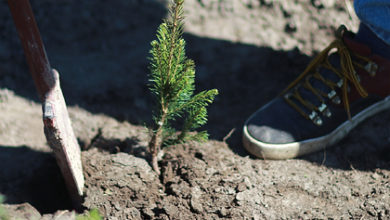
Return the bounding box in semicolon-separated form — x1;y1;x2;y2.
0;0;390;219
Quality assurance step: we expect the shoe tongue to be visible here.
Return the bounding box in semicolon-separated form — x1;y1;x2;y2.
319;53;342;83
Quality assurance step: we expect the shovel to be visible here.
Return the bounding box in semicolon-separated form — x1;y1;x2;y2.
7;0;84;206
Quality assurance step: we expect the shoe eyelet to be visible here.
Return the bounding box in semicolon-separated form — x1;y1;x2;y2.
309;111;317;120
318;103;326;112
318;103;332;117
284;93;292;99
309;111;323;126
328;90;336;99
323;108;332;117
313;117;323;126
328;90;341;104
332;96;341;104
365;62;378;77
337;79;343;88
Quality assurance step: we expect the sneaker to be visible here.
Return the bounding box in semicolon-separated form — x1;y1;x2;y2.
242;25;390;159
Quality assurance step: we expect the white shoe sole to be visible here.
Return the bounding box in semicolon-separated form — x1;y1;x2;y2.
242;95;390;160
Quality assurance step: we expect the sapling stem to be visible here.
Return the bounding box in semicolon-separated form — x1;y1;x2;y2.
148;108;167;175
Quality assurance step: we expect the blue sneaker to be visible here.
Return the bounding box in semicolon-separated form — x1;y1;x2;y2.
243;25;390;159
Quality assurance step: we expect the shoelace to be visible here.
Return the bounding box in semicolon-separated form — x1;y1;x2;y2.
282;25;378;126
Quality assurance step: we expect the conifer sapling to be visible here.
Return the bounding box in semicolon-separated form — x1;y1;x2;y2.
148;0;218;174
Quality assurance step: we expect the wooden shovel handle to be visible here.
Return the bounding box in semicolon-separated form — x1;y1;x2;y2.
8;0;54;99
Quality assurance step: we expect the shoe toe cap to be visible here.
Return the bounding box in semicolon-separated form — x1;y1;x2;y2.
245;98;301;144
246;124;295;144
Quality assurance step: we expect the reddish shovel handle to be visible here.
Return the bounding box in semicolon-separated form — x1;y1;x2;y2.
7;0;54;100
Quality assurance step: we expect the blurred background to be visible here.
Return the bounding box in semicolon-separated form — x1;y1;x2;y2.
0;0;359;143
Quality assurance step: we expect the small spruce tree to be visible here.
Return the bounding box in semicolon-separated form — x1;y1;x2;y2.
148;0;218;174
